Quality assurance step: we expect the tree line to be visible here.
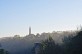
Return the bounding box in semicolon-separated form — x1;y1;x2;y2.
33;30;82;54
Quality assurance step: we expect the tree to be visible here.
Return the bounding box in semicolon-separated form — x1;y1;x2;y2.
38;36;62;54
63;30;82;54
0;44;9;54
0;49;9;54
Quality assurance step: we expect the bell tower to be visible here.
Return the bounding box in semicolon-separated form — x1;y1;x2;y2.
29;27;31;35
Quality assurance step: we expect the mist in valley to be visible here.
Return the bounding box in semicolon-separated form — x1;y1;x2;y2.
0;30;77;54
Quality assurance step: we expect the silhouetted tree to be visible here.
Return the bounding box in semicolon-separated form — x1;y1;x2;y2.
0;49;9;54
0;44;9;54
62;30;82;54
38;36;62;54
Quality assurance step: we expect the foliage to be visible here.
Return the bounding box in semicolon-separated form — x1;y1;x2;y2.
38;36;62;54
0;49;9;54
62;30;82;54
36;30;82;54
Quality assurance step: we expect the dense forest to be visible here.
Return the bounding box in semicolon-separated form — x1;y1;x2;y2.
0;30;82;54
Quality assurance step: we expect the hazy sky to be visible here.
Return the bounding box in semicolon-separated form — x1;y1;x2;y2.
0;0;82;37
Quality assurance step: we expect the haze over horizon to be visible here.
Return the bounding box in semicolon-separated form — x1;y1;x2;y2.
0;0;82;37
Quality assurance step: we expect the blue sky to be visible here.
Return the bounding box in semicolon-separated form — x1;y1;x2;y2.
0;0;82;37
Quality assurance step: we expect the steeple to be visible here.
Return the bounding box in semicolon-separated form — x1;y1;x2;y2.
29;27;31;35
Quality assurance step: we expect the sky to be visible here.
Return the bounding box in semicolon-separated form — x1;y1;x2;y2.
0;0;82;37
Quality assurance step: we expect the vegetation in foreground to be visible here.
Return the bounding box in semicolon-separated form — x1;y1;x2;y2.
34;30;82;54
0;30;82;54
